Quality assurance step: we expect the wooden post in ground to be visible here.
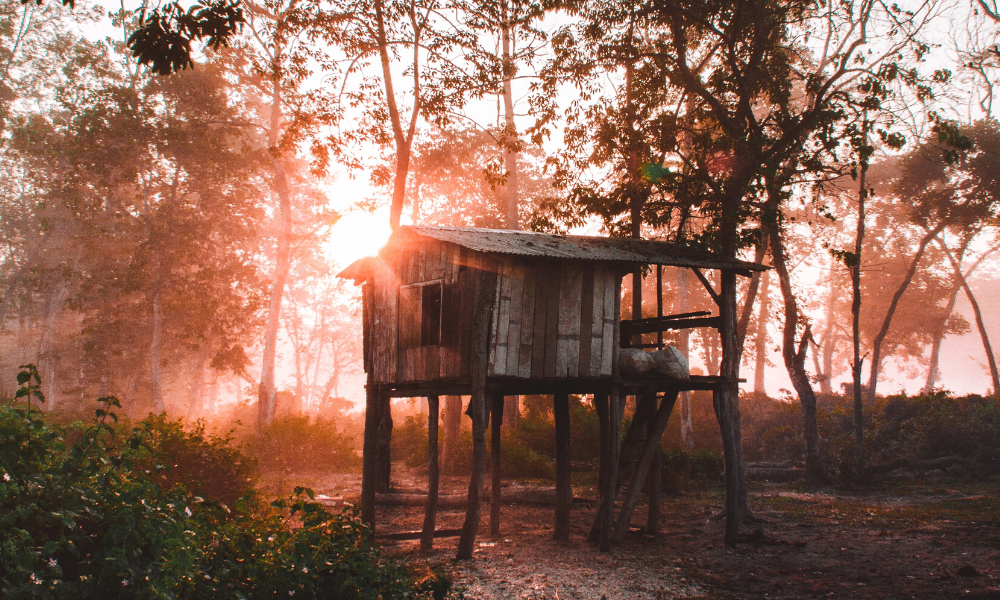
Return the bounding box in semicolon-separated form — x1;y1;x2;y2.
587;393;610;544
599;386;623;552
442;396;462;471
490;393;504;537
361;384;382;528
717;268;745;546
588;388;654;543
374;399;393;493
421;395;440;551
646;401;662;537
612;390;678;544
456;265;498;560
554;392;572;541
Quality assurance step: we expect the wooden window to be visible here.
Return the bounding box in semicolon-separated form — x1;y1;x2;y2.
420;282;442;346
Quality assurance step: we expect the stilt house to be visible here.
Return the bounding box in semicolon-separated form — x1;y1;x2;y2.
339;226;766;556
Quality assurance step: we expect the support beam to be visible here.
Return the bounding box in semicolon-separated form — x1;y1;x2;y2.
646;405;662;538
442;395;462;472
554;392;572;541
361;385;383;528
374;401;393;493
587;393;610;544
599;386;623;552
456;267;498;560
421;395;440;551
490;393;504;537
612;390;679;544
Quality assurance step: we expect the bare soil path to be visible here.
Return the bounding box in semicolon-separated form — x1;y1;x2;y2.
304;470;1000;599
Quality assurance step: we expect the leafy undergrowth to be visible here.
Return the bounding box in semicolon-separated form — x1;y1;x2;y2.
0;367;453;599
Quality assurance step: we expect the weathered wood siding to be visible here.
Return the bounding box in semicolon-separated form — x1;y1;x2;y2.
367;240;622;384
488;257;620;378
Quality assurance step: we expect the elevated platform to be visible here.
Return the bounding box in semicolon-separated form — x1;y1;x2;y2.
367;374;742;398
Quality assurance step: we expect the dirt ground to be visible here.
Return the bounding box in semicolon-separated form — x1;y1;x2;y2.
303;470;1000;599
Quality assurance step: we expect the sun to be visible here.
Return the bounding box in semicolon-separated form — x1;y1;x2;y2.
324;208;396;270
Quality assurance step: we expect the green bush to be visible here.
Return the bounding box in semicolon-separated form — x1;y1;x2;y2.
243;414;361;475
660;449;724;493
393;414;431;468
137;415;258;507
0;367;449;599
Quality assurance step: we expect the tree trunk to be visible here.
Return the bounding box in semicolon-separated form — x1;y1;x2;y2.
501;0;520;230
753;270;770;394
374;0;419;230
38;284;66;410
941;246;1000;395
553;392;571;541
818;268;837;394
677;269;694;449
717;269;747;545
150;285;166;414
851;144;869;479
257;73;293;428
923;283;959;394
865;223;945;405
456;267;498;560
188;343;209;419
769;226;824;481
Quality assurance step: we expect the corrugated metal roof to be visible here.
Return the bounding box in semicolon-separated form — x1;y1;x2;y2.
398;226;766;272
338;226;766;282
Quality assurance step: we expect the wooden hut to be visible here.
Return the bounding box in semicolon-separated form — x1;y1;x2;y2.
339;225;766;556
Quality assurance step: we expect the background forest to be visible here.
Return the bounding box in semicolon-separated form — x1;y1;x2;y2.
0;0;999;477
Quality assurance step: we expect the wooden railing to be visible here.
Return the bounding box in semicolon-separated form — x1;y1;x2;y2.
619;310;720;348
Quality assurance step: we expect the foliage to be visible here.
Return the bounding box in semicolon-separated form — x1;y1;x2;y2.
659;449;725;494
0;367;446;599
740;391;1000;479
135;415;258;507
244;414;362;475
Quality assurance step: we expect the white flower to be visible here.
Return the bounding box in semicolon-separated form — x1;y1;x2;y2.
47;559;57;568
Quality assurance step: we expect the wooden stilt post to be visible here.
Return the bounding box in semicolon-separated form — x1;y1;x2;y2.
554;392;572;541
361;384;382;528
599;385;623;552
421;395;440;551
646;400;662;538
612;389;678;544
588;393;610;544
375;397;393;493
456;265;498;560
589;387;655;543
490;393;504;537
442;396;462;472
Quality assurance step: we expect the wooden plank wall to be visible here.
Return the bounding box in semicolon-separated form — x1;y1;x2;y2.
371;240;623;384
489;257;620;379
